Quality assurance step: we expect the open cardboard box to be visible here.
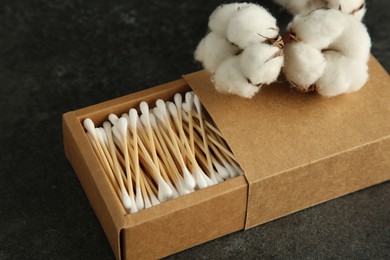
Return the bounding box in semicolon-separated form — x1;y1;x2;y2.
63;56;390;259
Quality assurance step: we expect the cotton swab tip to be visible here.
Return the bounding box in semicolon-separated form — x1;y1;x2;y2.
117;117;128;136
156;99;168;116
152;107;165;123
148;113;158;128
174;93;182;108
120;189;132;211
135;187;144;210
182;167;196;190
103;121;111;132
213;159;230;179
83;118;96;137
128;108;138;129
167;102;178;117
150;194;160;206
194;168;208;189
185;92;193;105
108;114;119;125
139;101;149;116
129;196;138;214
193;95;202;114
157;178;173;202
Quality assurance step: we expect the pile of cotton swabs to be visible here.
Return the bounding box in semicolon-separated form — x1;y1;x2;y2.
83;92;243;214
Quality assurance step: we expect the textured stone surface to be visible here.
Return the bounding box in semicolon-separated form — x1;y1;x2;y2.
0;0;388;259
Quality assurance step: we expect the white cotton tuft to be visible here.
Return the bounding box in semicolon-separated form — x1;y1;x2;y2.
283;41;326;90
213;56;260;99
240;43;284;85
283;8;371;96
273;0;326;15
332;0;366;21
213;159;230;179
83;118;96;138
329;15;371;63
226;4;278;49
135;187;144;211
274;0;366;20
194;32;239;73
208;2;251;38
156;175;173;202
288;9;347;50
316;51;368;97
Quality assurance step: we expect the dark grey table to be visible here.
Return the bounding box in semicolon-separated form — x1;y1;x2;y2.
1;0;389;259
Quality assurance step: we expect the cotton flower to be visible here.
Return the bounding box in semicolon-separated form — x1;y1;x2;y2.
213;56;261;99
195;3;284;98
208;3;251;38
283;9;371;97
194;32;240;73
274;0;366;20
240;43;284;86
226;4;279;49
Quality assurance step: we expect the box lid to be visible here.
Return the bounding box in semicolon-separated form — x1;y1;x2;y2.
183;56;390;227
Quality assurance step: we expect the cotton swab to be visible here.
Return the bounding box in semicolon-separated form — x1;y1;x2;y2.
117;117;138;213
101;121;134;211
191;95;217;182
128;109;144;210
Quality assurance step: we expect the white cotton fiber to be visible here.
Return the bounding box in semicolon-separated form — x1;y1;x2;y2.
283;41;326;89
226;4;278;49
240;43;284;85
275;0;366;20
273;0;325;15
288;9;347;50
194;32;239;73
316;51;368;97
213;56;260;99
208;2;251;38
328;0;366;21
329;15;371;62
283;8;371;96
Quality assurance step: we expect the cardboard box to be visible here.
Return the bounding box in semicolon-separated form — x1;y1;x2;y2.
63;56;390;259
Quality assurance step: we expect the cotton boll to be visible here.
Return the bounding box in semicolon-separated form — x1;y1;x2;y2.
273;0;326;15
289;9;347;50
240;43;284;85
329;15;371;63
283;41;326;90
208;2;251;38
226;5;278;49
316;51;368;97
275;0;366;20
328;0;366;21
194;32;239;73
213;56;260;99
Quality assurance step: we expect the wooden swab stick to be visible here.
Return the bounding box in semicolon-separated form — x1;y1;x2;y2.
86;132;121;197
116;117;138;213
167;101;218;185
156;112;214;189
139;102;160;175
152;107;196;190
113;114;173;203
128;109;144;210
184;92;195;154
139;104;181;197
182;122;229;180
182;110;237;161
141;113;192;195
